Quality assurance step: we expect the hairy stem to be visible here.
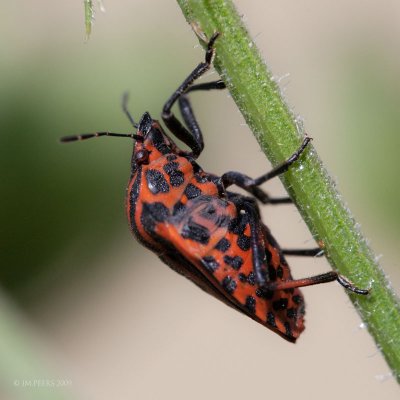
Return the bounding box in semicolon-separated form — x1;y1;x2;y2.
177;0;400;382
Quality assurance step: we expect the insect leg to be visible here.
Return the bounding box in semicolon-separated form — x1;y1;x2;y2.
222;171;293;204
60;132;138;143
282;248;324;257
176;80;226;154
227;193;268;286
162;33;221;158
221;137;311;197
185;80;226;93
263;271;369;295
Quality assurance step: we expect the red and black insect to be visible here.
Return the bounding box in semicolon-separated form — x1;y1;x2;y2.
62;33;368;342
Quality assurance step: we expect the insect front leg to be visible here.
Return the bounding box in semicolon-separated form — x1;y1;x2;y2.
176;80;226;155
162;33;222;158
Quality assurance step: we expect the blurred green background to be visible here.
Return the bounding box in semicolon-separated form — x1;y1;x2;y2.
1;1;197;300
1;1;399;399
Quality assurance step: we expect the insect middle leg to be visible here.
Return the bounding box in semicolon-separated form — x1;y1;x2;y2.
282;248;324;257
221;136;311;203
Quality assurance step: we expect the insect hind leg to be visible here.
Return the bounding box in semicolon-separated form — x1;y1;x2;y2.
264;271;369;295
226;192;268;286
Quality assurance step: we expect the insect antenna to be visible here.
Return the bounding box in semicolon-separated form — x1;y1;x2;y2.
122;91;139;128
60;132;143;143
61;91;141;143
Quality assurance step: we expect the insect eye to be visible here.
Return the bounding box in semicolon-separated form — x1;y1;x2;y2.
135;149;150;164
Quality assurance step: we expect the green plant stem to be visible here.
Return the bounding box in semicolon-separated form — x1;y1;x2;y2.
177;0;400;382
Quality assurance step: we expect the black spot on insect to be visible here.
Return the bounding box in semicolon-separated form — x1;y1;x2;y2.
202;256;219;273
141;202;170;232
284;322;293;338
268;265;277;281
237;235;251;251
247;272;256;286
267;312;276;327
138;112;153;135
276;266;283;279
146;169;170;194
194;173;208;184
222;276;237;294
150;129;170;154
184;183;202;199
170;171;185;187
163;162;185;187
146;202;169;220
166;154;177;161
286;308;297;319
172;201;186;216
256;286;274;300
215;238;231;252
292;295;303;305
163;161;179;174
227;219;238;234
190;159;203;174
181;218;210;244
209;175;222;185
272;298;288;311
238;273;247;283
228;213;249;235
224;255;243;270
245;296;256;314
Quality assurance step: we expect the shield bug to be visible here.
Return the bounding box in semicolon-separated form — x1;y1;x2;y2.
61;33;368;341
